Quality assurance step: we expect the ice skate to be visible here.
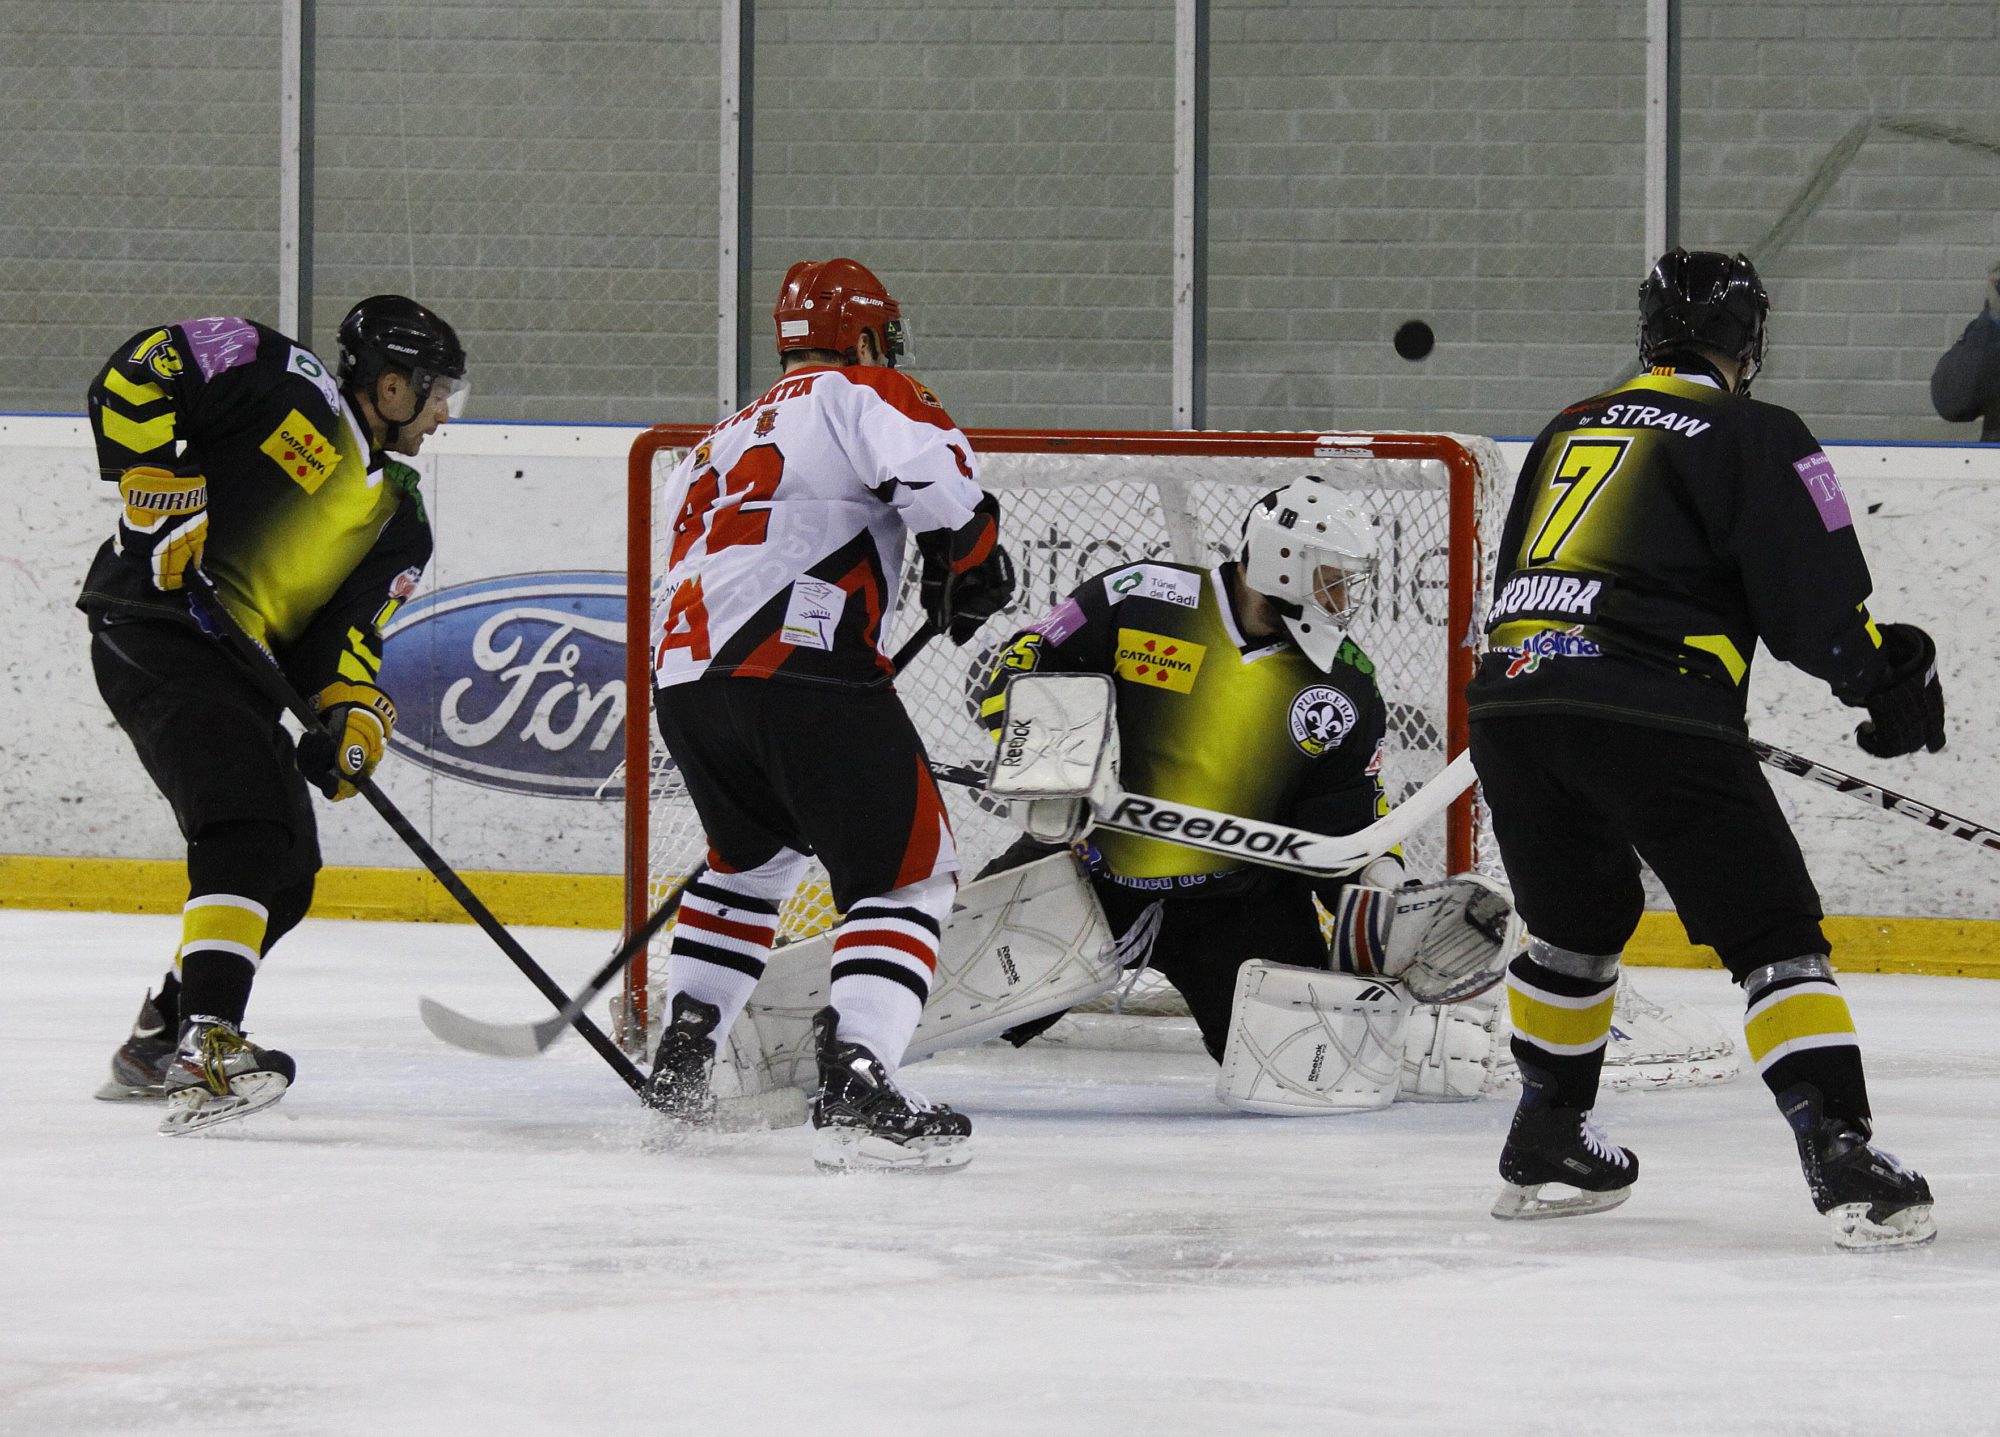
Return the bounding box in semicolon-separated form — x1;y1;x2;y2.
95;988;178;1101
1781;1086;1935;1251
809;1008;972;1173
643;993;721;1131
1492;1080;1637;1220
159;1017;295;1135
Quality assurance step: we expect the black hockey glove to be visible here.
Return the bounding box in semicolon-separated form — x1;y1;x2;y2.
930;542;1017;644
1851;623;1945;758
918;495;1016;644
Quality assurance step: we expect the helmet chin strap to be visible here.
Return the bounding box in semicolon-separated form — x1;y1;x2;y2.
353;375;430;453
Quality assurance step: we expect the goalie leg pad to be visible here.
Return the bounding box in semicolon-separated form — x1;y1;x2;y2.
1399;986;1504;1102
1217;962;1413;1115
712;854;1122;1106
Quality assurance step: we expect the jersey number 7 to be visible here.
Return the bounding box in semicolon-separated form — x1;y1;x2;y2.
1526;437;1631;564
658;443;785;663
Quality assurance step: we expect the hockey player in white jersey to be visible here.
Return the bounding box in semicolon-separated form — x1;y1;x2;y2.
645;257;1015;1170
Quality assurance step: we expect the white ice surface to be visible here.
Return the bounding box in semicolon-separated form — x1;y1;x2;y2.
5;910;1997;1436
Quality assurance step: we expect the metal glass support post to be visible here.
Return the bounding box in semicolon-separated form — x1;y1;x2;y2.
1172;0;1208;430
279;0;314;339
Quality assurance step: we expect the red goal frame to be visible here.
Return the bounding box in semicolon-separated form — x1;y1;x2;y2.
623;426;1487;1040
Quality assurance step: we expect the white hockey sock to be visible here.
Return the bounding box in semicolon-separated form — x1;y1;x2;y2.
664;851;806;1039
829;873;955;1072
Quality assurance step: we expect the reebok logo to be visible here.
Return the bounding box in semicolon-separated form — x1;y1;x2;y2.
1102;795;1308;861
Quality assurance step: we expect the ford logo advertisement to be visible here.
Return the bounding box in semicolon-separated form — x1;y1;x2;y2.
379;571;632;800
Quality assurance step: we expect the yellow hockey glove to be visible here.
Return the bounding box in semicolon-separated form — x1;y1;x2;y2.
299;681;397;800
116;465;208;591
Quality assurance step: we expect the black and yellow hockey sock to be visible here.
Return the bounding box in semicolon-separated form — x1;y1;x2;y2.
1505;941;1621;1109
1741;955;1870;1124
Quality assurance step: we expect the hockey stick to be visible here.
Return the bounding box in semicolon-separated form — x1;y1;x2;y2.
1752;739;2000;854
422;619;957;1063
416;866;702;1058
182;571;650;1096
928;749;1477;879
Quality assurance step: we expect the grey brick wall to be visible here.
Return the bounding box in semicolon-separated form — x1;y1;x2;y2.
745;0;1174;428
312;1;719;423
3;1;1995;441
1681;1;2000;442
0;1;279;414
1206;0;1646;439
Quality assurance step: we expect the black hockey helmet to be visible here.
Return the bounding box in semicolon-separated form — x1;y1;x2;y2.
1638;249;1769;392
337;295;468;417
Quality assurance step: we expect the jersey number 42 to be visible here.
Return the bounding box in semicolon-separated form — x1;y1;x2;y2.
656;443;784;664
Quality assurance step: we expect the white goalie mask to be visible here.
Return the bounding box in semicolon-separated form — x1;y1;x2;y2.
1240;476;1377;670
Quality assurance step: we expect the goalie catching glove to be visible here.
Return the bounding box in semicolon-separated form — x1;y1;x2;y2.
297;681;396;800
918;493;1017;644
1330;872;1518;1004
116;465;208;592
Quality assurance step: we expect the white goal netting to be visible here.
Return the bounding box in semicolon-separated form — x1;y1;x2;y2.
620;427;1507;1049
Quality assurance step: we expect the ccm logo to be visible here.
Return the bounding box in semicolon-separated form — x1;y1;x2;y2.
1103;796;1308;860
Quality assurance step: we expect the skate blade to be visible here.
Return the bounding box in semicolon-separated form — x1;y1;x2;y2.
812;1127;973;1174
1829;1201;1936;1251
1491;1179;1632;1221
158;1072;290;1136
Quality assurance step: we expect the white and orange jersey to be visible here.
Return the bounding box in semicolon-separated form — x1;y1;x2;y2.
652;365;994;690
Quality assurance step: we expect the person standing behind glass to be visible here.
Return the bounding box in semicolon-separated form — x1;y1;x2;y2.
1930;261;2000;440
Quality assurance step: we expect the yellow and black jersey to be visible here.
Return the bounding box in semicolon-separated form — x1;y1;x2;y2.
77;318;431;699
980;559;1389;888
1466;366;1887;743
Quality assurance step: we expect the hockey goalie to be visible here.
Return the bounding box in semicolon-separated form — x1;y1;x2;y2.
713;481;1523;1117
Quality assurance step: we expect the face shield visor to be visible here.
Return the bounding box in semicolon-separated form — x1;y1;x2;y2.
1302;544;1375;627
415;369;471;419
880;314;912;368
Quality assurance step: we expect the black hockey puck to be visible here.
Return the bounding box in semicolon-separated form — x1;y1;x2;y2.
1394;320;1435;361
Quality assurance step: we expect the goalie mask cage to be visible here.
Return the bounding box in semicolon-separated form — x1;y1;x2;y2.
621;425;1510;1050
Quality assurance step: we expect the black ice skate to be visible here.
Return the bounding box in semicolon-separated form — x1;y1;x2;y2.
1492;1079;1637;1220
1781;1085;1935;1250
809;1008;972;1173
95;988;178;1101
159;1017;296;1135
643;993;721;1127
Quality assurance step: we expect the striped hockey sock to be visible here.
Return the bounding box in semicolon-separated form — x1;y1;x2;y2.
1505;942;1620;1109
175;893;270;1027
828;876;954;1072
1741;955;1870;1123
663;858;801;1039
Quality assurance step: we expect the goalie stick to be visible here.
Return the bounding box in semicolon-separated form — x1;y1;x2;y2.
1752;739;2000;854
183;571;651;1096
930;749;1477;880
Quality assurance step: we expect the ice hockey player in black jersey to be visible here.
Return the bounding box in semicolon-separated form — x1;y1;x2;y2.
83;298;467;1134
1468;250;1941;1248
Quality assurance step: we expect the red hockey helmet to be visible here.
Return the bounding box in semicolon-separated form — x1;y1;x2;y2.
773;258;907;367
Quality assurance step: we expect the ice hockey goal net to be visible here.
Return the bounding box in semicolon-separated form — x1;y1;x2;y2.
619;425;1509;1050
